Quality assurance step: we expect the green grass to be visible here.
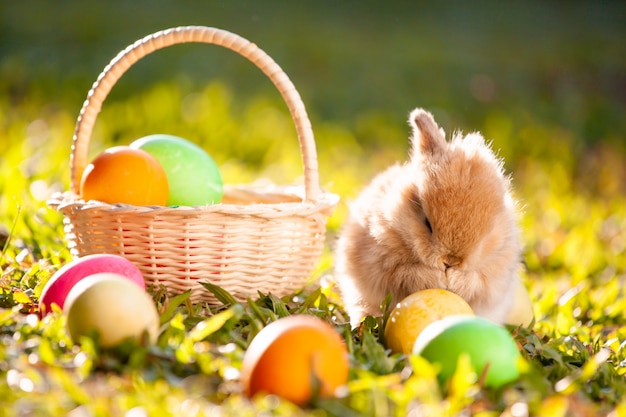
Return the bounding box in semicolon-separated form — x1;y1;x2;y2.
1;1;626;416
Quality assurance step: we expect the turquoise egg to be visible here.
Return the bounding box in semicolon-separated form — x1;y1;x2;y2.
413;315;521;388
130;134;223;206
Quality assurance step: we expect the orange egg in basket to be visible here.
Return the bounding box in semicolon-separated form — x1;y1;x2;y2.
80;146;169;206
240;315;349;405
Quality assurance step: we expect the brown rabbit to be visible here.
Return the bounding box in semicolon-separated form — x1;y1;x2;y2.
334;108;522;328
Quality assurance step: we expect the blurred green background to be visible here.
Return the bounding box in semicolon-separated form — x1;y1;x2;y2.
3;1;625;154
1;0;625;247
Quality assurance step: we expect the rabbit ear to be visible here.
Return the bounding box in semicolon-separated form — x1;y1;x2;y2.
409;108;447;159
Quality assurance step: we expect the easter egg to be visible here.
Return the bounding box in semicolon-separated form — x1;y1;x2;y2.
240;315;349;405
505;279;534;327
80;146;169;206
384;289;474;354
130;134;223;206
413;316;521;388
64;272;159;348
39;254;145;317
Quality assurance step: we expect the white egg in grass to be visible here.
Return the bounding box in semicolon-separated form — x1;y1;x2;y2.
64;272;159;348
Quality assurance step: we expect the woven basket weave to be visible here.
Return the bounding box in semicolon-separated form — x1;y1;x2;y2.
48;26;338;304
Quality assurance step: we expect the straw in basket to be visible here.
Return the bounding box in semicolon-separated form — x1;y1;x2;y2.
48;26;338;304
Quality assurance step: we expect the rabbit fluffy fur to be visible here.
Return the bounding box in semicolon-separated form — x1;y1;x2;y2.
334;108;522;328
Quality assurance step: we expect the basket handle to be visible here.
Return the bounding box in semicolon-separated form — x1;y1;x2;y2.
70;26;321;202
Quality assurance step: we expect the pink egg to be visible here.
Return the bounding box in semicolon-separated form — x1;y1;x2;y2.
39;254;145;317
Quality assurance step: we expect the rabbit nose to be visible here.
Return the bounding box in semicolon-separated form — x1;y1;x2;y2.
442;255;462;270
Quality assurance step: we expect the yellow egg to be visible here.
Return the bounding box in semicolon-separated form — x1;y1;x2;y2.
64;272;160;348
505;279;534;327
384;289;474;354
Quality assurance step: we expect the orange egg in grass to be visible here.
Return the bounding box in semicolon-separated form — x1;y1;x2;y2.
80;146;169;206
240;315;349;405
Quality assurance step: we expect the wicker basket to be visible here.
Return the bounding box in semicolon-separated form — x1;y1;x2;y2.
48;26;338;304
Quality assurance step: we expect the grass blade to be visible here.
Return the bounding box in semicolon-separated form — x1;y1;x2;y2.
200;281;239;306
159;290;191;326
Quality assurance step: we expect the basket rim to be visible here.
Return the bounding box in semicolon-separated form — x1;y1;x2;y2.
48;186;339;217
69;26;323;202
